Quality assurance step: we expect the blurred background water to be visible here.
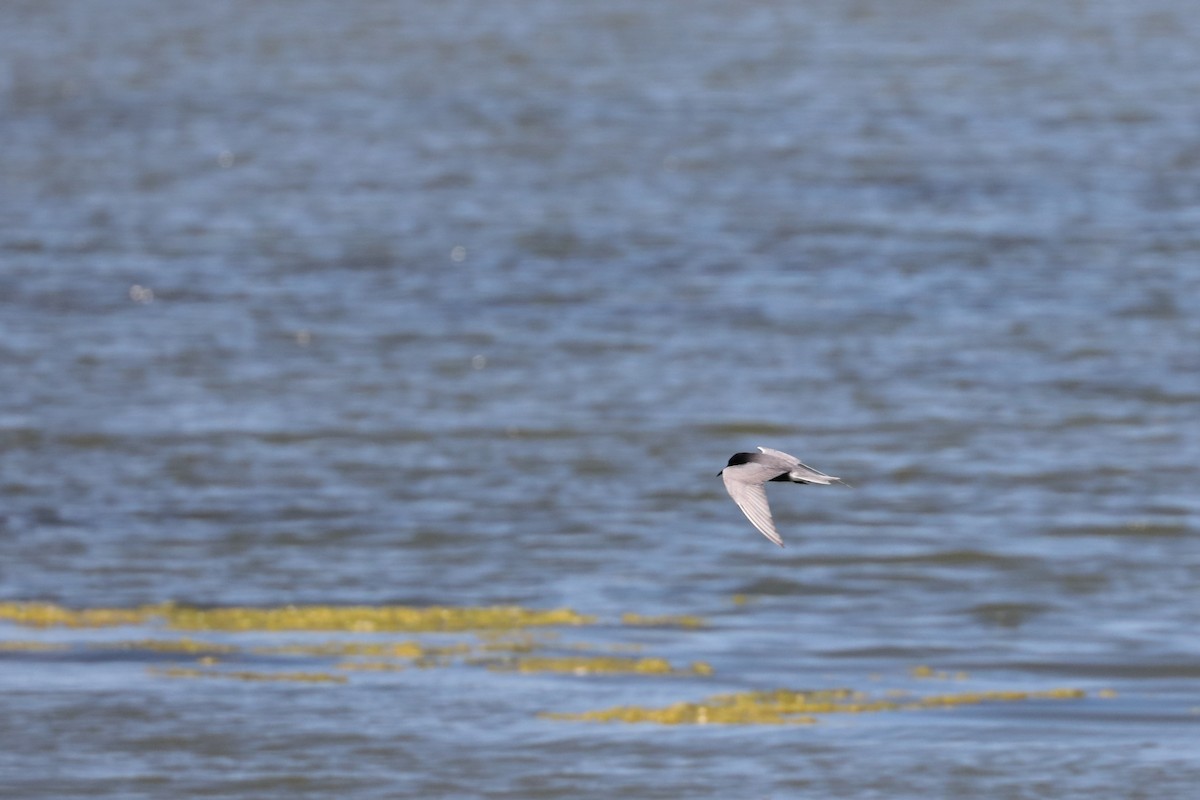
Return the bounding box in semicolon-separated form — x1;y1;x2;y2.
2;1;1198;798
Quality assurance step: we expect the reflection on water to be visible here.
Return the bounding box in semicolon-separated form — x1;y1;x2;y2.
2;0;1199;797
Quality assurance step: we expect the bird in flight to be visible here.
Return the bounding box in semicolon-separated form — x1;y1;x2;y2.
719;446;844;547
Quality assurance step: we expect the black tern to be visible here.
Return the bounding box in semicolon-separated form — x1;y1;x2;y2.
718;446;844;547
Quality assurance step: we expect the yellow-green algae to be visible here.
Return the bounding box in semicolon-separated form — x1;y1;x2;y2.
0;602;169;628
474;630;559;653
544;686;1088;725
251;640;431;658
335;660;408;672
490;655;714;676
2;630;698;675
0;601;594;632
910;664;970;681
166;604;594;632
150;666;347;684
0;640;70;652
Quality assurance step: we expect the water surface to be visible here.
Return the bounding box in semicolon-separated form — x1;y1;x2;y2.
2;1;1198;798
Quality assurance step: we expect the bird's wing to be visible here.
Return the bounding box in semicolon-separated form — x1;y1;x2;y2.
757;446;840;485
722;470;785;547
756;446;800;466
788;461;840;485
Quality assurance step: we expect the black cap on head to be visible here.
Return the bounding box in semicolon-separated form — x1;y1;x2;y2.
725;452;759;467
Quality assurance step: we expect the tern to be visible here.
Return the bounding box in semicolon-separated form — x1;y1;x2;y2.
719;446;844;547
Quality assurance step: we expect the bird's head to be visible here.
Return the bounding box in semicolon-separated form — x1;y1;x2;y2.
719;452;756;477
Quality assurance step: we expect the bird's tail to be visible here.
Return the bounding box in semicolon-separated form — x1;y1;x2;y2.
791;469;852;488
794;475;839;486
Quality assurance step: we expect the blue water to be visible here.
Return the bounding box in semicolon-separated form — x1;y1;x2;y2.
2;1;1198;797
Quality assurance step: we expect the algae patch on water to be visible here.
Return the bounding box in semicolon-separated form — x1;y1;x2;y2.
544;686;1088;725
0;602;716;633
251;640;433;659
1;601;717;686
619;612;707;629
0;601;594;632
150;667;347;684
0;640;71;652
0;602;168;628
488;655;713;676
166;604;595;632
909;664;970;681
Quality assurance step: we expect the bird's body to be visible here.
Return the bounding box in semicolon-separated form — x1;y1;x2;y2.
718;446;843;547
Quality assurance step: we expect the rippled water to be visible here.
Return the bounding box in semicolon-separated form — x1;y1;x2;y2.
2;1;1199;798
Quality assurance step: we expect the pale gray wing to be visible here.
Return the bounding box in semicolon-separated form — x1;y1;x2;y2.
721;469;785;547
758;446;840;485
787;461;840;485
755;446;801;466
